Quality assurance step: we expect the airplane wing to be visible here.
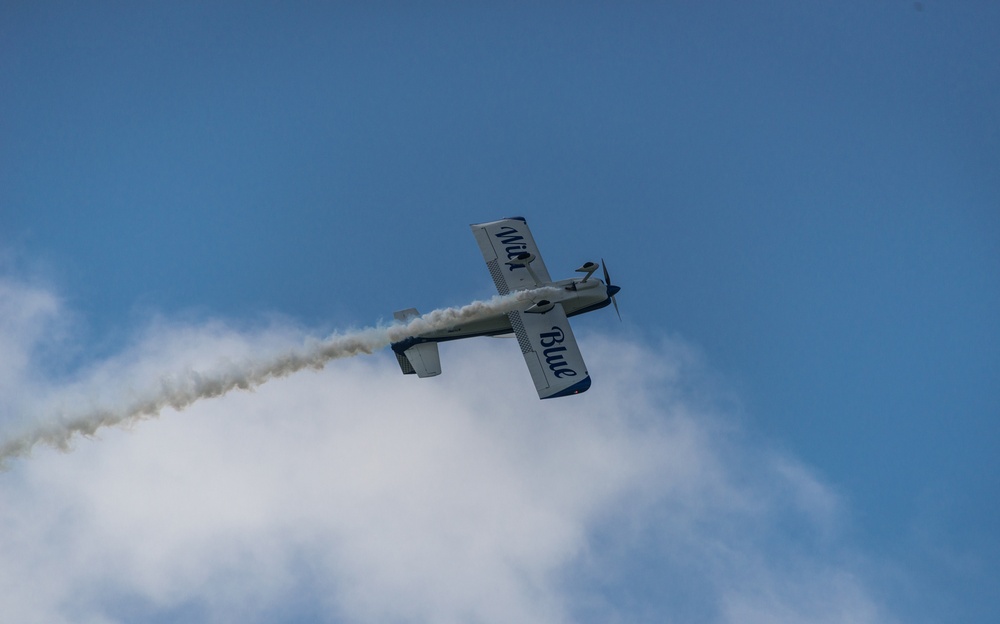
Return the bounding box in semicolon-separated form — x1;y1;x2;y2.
471;217;553;295
508;304;591;399
471;217;590;399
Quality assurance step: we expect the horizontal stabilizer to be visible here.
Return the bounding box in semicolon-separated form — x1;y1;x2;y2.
392;308;442;378
403;342;441;378
395;351;416;375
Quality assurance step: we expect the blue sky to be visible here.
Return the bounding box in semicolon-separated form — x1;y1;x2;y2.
2;2;998;623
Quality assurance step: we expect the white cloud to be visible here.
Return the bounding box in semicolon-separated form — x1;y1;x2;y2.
0;277;895;623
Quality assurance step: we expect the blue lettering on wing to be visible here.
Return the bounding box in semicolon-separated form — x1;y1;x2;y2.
495;226;523;246
539;326;577;378
495;226;529;270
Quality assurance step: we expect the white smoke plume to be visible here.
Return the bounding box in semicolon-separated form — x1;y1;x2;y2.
0;287;559;467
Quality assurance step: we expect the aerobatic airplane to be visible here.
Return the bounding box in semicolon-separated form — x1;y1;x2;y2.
391;217;621;399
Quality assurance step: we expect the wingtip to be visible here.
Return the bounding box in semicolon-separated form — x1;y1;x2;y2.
541;375;592;399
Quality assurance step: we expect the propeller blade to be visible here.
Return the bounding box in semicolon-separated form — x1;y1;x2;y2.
601;258;622;321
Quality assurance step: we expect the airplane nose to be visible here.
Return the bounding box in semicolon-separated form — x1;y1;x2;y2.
607;284;621;297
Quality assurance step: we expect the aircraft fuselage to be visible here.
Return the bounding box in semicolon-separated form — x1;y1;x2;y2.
401;277;615;347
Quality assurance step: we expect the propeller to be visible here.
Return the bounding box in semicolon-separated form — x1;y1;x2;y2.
602;258;621;321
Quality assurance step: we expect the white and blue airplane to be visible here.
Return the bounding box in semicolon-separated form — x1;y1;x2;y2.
391;217;621;399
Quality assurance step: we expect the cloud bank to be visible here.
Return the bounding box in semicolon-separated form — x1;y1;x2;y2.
0;276;894;623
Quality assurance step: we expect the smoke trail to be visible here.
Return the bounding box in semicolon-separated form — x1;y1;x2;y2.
0;288;559;467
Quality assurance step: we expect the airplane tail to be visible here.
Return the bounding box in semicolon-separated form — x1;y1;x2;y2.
394;349;417;375
391;309;442;378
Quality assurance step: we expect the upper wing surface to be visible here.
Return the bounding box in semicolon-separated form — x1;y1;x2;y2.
508;304;591;399
471;217;552;295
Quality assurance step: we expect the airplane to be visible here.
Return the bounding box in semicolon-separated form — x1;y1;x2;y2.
390;217;621;399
